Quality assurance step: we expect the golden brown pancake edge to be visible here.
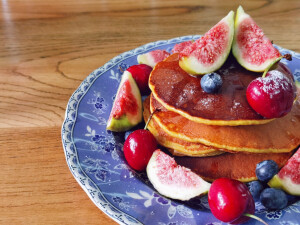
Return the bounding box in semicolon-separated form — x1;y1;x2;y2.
150;94;300;153
143;96;223;157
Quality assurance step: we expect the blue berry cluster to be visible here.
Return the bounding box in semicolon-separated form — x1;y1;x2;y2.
248;160;288;210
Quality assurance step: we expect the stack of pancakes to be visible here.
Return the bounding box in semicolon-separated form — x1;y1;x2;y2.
143;53;300;182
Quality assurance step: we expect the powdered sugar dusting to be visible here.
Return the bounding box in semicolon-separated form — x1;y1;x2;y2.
198;98;214;110
259;71;292;99
176;83;197;106
232;100;242;110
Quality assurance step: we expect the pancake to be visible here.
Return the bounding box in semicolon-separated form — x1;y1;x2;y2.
175;151;294;182
143;97;223;157
149;53;293;126
150;94;300;153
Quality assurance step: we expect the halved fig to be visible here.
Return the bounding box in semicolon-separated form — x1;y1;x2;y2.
179;11;234;75
147;149;211;201
268;148;300;196
232;6;281;72
107;71;142;132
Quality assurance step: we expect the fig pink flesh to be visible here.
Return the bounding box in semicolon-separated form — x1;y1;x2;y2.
112;80;138;118
150;50;170;64
180;21;229;65
172;40;193;53
155;150;201;187
278;148;300;184
237;17;281;65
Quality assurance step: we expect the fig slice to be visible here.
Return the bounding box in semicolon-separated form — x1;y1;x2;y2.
268;147;300;196
137;50;170;68
106;71;142;132
232;6;281;72
146;149;211;201
179;11;234;75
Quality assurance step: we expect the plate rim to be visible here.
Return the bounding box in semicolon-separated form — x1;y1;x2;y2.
61;35;202;225
61;35;300;225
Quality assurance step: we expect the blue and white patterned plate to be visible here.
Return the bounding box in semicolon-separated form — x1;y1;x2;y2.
62;36;300;225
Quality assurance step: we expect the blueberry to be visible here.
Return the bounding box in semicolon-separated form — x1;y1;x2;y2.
247;180;264;200
286;193;298;205
200;73;223;93
255;160;278;182
260;188;288;210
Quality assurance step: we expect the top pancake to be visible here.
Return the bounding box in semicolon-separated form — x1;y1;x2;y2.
149;53;293;126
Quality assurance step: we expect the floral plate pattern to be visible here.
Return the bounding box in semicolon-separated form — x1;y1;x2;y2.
62;36;300;225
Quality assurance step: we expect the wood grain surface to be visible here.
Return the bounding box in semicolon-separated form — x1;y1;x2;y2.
1;0;299;224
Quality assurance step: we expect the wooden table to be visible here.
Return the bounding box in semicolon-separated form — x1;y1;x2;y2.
1;1;299;224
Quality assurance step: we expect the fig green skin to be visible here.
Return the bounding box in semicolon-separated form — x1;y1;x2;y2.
296;81;300;89
179;11;235;75
268;175;300;196
296;81;300;102
107;115;135;132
